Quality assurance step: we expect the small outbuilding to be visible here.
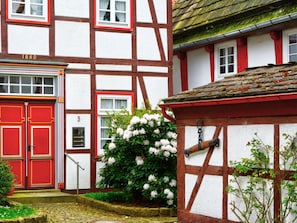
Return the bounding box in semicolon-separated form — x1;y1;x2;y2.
160;63;297;223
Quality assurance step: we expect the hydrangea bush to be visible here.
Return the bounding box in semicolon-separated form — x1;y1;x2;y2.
98;109;177;207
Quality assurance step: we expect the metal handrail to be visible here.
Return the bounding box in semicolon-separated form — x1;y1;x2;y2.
65;153;85;195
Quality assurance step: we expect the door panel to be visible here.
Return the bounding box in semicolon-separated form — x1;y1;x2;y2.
0;102;55;189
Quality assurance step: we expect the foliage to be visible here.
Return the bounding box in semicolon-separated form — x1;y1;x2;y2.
0;159;14;205
85;191;132;203
98;108;177;207
227;133;297;223
0;204;36;220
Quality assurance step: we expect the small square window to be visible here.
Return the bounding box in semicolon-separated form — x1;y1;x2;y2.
7;0;50;24
72;127;85;148
95;0;132;30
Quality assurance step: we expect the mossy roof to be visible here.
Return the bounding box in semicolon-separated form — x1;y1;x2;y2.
162;63;297;104
173;0;297;46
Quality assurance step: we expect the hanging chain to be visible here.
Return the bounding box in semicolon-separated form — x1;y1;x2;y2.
197;119;204;144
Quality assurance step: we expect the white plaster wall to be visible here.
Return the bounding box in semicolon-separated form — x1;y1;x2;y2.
55;21;90;57
248;34;275;68
283;27;297;63
65;153;90;189
184;126;223;166
96;31;132;59
153;0;167;24
137;66;168;73
54;0;89;18
137;27;160;60
193;175;223;218
66;114;90;150
188;48;211;89
172;55;181;95
65;74;91;110
8;25;49;55
185;174;198;209
96;64;132;71
136;0;152;23
96;161;105;187
160;28;168;60
0;20;1;53
96;75;132;91
137;76;168;109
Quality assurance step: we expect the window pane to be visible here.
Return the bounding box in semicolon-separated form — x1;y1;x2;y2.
30;5;43;15
101;128;110;138
22;86;31;94
101;117;110;127
289;34;297;44
0;85;8;93
115;12;126;22
289;55;297;62
289;45;297;54
72;127;85;147
44;87;53;94
228;65;234;73
10;85;19;93
34;77;42;84
101;99;113;109
0;76;8;83
228;55;234;64
10;76;20;84
31;0;43;3
220;48;225;56
44;78;53;85
220;66;226;74
115;99;127;109
33;86;42;94
101;139;110;150
21;76;31;84
12;2;25;14
115;1;126;11
220;57;225;65
227;47;234;55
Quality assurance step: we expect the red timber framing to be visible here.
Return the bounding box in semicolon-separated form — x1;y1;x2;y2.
160;97;297;223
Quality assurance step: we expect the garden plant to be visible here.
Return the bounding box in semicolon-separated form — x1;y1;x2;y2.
228;133;297;223
98;108;177;207
0;159;14;205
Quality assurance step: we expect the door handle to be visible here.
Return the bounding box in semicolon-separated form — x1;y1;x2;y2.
27;145;35;152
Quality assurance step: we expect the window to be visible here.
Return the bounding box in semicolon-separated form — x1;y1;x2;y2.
97;92;133;155
0;75;55;96
7;0;49;24
289;33;297;62
72;127;85;148
95;0;132;29
215;42;237;79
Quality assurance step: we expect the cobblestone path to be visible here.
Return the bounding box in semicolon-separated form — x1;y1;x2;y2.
31;203;177;223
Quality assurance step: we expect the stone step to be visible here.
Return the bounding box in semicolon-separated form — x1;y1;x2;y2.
8;189;77;204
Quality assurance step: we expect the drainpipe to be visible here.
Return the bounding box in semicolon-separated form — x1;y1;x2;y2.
160;104;176;123
174;13;297;53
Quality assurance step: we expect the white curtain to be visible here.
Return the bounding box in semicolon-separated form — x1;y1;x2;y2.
101;99;113;109
99;0;110;21
30;0;43;15
115;1;126;22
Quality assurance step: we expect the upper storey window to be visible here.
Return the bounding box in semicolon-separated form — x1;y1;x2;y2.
95;0;132;30
7;0;50;24
289;34;297;62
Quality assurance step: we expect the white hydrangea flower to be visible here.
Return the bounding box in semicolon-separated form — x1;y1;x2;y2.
107;157;115;165
123;130;132;141
164;188;171;194
130;116;140;125
170;179;177;187
116;128;124;136
155;141;161;148
143;140;150;145
143;183;150;190
150;190;158;198
140;118;147;124
108;142;116;150
166;191;174;199
153;129;160;134
170;147;177;154
154;149;160;155
148;121;154;127
143;113;151;120
135;156;144;165
160;139;170;146
148;174;156;182
128;181;132;185
149;147;156;154
139;128;146;135
167;200;173;205
163;151;170;157
132;130;139;136
163;176;169;183
170;140;177;147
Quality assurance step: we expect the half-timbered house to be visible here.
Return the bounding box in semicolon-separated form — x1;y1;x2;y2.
0;0;173;191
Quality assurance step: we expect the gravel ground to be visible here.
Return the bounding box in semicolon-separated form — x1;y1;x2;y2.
30;203;177;223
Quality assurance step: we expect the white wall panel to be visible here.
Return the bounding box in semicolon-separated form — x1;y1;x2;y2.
8;25;49;55
188;48;211;89
136;0;152;23
185;174;198;209
65;74;90;110
96;75;132;91
67;63;91;70
248;34;275;67
54;0;89;18
0;20;1;53
142;76;168;108
96;64;132;71
66;153;90;189
137;27;160;60
96;31;132;59
66;114;90;150
137;66;168;73
55;21;90;57
153;0;167;24
172;55;181;94
160;28;168;60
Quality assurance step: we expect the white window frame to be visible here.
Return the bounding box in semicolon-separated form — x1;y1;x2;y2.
95;0;132;30
97;93;133;156
283;28;297;63
215;41;237;80
7;0;49;24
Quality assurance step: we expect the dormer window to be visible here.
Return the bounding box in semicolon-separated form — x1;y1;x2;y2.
95;0;132;30
7;0;50;24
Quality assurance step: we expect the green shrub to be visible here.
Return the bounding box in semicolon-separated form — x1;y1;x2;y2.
0;204;35;220
0;159;14;205
98;108;177;207
85;191;132;203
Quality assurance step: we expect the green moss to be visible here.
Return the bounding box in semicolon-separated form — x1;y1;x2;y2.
0;204;36;220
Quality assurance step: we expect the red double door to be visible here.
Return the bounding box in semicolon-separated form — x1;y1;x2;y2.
0;102;55;189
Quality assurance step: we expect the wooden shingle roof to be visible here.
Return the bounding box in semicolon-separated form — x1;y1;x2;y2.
162;63;297;104
173;0;297;46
